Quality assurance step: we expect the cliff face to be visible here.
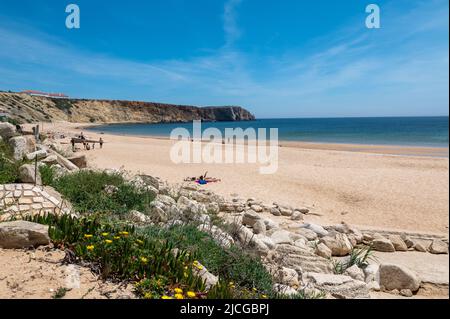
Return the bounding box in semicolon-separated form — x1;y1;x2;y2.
0;93;255;124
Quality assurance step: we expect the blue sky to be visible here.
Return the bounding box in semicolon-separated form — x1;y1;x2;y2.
0;0;448;118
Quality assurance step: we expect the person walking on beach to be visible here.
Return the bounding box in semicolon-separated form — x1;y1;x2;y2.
99;138;104;149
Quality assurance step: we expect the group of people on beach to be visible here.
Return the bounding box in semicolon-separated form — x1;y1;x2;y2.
71;132;104;152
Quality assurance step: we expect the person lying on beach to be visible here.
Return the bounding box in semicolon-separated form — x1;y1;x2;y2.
184;172;221;184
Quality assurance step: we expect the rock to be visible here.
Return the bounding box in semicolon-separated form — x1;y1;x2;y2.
68;155;87;168
138;175;160;190
367;281;381;291
319;233;353;256
127;210;151;224
41;155;58;165
400;289;413;297
344;265;365;282
306;273;369;299
270;230;293;245
26;150;47;161
0;122;16;139
364;264;380;283
149;206;168;223
388;235;408;252
295;227;318;241
206;202;220;215
379;263;421;292
250;204;263;213
159;194;177;207
372;237;395;252
363;233;374;242
192;262;218;290
51;151;79;171
291;211;303;221
242;210;261;227
315;243;332;259
401;234;415;248
0;221;50;248
272;284;298;296
9;136;30;160
272;244;333;274
428;239;448;254
296;208;309;214
301;223;329;237
279;206;293;216
18;164;42;185
414;242;427;252
275;267;299;287
236;225;255;245
252;220;266;235
50;164;68;178
263;218;279;230
270;207;281;216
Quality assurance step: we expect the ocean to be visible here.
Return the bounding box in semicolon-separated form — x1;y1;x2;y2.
88;116;449;148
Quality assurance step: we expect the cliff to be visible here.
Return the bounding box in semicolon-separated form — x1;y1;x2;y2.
0;92;255;124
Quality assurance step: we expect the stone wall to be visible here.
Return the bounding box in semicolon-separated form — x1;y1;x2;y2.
0;184;71;221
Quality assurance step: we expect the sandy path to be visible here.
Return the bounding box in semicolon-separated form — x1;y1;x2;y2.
37;122;449;235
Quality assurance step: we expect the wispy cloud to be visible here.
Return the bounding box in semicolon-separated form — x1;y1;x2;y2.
223;0;243;48
0;0;447;117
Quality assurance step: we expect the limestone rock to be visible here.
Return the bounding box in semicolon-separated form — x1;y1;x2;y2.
41;155;58;165
270;207;281;216
18;164;42;185
68;155;87;168
275;267;299;288
270;229;293;245
401;234;415;248
428;239;448;254
315;243;332;259
252;220;266;235
306;273;369;299
242;210;261;227
414;242;427;252
273;284;298;296
319;233;353;256
0;221;50;248
127;210;151;224
9;136;32;160
290;211;303;221
26;150;48;161
0;122;16;139
250;204;263;213
301;223;328;237
388;235;408;252
379;263;421;292
372;237;395;252
344;265;365;282
295;227;318;241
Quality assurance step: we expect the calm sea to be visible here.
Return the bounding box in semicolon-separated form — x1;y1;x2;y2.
88;116;449;148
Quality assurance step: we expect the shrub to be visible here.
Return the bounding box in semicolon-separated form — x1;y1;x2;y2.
0;139;20;184
27;213;206;298
51;170;155;214
39;164;56;186
333;245;375;274
142;224;273;293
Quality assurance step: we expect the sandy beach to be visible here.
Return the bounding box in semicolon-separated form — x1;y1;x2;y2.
37;122;449;235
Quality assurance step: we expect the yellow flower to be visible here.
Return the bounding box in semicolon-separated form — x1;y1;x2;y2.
252;287;257;292
229;281;234;286
174;288;183;294
261;294;268;299
140;257;148;264
113;236;120;240
183;272;188;278
136;239;144;245
161;295;173;300
84;234;93;239
86;245;95;251
197;265;204;270
193;260;199;265
120;231;129;236
143;292;152;299
186;291;196;298
101;232;109;237
174;293;184;299
104;239;113;244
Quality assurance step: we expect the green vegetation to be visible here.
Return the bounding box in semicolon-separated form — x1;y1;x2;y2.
52;287;70;299
52;98;73;114
26;213;206;299
142;225;273;293
49;170;155;215
333;246;374;274
39;164;56;186
0;139;20;184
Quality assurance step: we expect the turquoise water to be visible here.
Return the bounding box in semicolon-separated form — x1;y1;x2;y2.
88;116;449;147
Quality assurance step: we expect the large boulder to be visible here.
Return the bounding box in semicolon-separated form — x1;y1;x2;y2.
270;229;293;245
315;242;332;259
68;155;87;168
0;122;16;139
274;267;299;288
0;221;50;248
344;265;365;282
18;164;42;184
319;233;353;256
9;136;34;160
301;223;329;237
26;150;48;161
428;239;448;254
379;263;421;292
